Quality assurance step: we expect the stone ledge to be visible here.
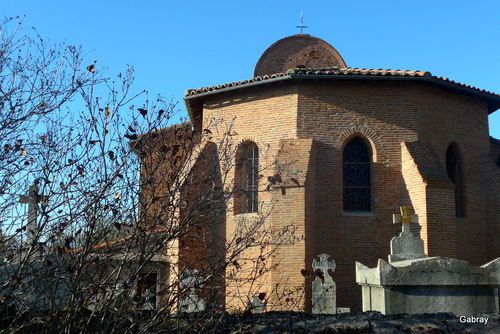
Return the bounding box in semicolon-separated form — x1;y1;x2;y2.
357;257;500;286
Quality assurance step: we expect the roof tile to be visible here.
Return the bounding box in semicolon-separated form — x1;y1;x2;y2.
185;67;500;100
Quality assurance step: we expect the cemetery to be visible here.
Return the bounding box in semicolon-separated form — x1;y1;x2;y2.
3;23;500;332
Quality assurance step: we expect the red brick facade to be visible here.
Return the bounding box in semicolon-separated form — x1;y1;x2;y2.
149;35;500;312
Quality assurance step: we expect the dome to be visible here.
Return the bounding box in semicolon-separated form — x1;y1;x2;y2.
253;34;347;77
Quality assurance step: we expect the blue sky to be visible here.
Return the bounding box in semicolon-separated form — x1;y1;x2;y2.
4;1;500;138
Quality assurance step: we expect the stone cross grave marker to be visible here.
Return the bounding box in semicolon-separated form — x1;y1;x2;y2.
389;206;427;263
312;253;336;314
19;185;46;245
179;269;206;313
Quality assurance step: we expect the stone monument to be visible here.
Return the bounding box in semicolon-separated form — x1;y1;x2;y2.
179;269;206;313
248;295;266;313
389;206;426;262
19;185;46;246
312;253;336;314
356;206;500;316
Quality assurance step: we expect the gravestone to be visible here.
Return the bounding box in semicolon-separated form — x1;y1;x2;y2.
179;269;206;313
356;206;500;316
249;295;266;313
312;253;336;314
389;206;427;262
19;185;46;246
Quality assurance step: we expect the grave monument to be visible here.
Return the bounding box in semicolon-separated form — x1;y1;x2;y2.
356;207;500;316
312;253;336;314
179;269;206;313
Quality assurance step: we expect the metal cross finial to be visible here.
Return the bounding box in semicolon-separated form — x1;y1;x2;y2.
296;13;308;34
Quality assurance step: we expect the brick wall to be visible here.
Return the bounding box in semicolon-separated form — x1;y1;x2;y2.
295;80;419;311
183;77;498;312
484;140;500;260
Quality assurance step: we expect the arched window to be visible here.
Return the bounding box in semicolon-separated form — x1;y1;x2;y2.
343;137;372;212
446;144;465;217
235;142;259;214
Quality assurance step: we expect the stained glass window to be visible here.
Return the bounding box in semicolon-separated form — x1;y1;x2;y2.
244;143;259;213
343;137;371;212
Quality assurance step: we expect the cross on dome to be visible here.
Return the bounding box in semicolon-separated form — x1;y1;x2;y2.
296;13;308;34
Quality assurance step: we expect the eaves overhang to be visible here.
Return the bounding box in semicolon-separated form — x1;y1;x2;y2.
184;73;292;131
184;68;500;131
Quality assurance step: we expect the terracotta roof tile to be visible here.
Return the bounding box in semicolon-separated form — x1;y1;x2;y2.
185;72;287;96
434;76;497;95
185;67;500;100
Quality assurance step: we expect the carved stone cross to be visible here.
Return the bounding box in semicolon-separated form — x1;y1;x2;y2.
393;206;418;235
313;253;336;275
19;185;46;245
312;253;336;314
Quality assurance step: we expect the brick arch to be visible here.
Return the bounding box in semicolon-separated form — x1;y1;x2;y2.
336;126;381;162
446;140;464;159
234;138;259;162
236;137;258;148
235;139;259;163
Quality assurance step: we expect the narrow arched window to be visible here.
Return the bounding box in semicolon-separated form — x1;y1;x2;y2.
446;145;465;217
343;137;372;212
235;142;259;214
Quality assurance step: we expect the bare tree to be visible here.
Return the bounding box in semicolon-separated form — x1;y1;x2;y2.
0;16;298;334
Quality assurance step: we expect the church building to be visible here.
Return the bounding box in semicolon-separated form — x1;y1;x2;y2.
144;34;500;312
